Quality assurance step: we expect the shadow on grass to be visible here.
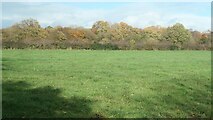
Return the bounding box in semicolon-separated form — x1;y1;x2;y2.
2;80;101;118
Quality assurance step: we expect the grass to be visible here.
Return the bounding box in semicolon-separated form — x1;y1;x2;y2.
2;50;211;118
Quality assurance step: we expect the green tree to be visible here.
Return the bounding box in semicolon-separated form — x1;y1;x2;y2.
164;23;191;49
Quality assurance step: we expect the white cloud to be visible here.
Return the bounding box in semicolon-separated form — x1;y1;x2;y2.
121;13;210;31
2;2;211;31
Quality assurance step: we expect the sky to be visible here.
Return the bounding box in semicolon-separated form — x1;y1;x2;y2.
2;2;211;31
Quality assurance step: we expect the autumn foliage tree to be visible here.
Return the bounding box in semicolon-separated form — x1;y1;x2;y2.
1;19;210;50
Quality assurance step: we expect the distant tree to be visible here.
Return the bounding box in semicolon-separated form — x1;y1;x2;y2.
200;34;208;44
92;21;111;42
92;21;110;33
143;26;166;41
11;19;47;41
1;19;210;50
13;18;41;29
163;23;191;49
191;31;202;41
111;22;143;42
129;39;136;50
56;31;67;41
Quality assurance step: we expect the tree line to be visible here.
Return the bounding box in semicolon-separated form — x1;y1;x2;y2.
1;18;211;50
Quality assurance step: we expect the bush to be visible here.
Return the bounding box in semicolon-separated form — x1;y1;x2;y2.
90;43;119;50
170;44;180;50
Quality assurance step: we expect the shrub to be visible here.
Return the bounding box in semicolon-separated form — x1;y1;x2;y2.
90;43;119;50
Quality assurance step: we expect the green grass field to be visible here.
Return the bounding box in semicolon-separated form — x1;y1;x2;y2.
2;50;211;118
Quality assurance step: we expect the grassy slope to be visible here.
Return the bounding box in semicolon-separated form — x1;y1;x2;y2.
2;50;211;118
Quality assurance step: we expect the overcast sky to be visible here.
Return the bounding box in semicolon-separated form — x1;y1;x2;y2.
2;2;211;31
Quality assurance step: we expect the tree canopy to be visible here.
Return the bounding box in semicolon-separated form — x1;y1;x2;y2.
1;19;211;50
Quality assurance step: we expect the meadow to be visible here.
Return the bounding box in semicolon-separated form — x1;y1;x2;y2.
2;50;211;118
